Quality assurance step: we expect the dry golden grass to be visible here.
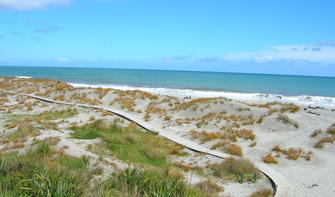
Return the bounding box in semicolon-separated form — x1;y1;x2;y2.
173;161;204;173
314;136;335;148
195;179;224;193
145;105;167;115
250;188;273;197
144;114;151;121
164;115;172;121
0;97;9;103
327;126;335;135
53;94;65;101
8;122;40;141
262;153;278;164
249;142;257;147
276;114;299;128
270;145;312;161
191;127;255;146
128;122;137;129
55;82;72;91
95;87;111;99
211;141;229;150
172;97;227;111
310;129;322;137
225;143;243;156
89;116;96;121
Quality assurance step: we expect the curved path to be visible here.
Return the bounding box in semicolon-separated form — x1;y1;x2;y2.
1;90;290;197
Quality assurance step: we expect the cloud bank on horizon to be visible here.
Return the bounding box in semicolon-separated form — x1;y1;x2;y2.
0;0;70;10
0;0;334;76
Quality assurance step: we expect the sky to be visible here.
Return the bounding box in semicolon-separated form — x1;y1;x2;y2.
0;0;335;76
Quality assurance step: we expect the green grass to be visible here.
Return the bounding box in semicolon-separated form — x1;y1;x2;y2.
36;109;76;121
71;120;182;168
0;141;87;197
98;167;206;197
0;143;206;197
5;109;76;124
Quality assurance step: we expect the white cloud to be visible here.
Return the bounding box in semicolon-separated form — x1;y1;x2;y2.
56;57;70;62
0;0;70;10
219;41;335;64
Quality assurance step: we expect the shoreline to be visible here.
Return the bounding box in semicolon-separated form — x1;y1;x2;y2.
69;82;335;107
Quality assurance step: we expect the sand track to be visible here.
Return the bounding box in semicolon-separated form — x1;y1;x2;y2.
1;89;290;197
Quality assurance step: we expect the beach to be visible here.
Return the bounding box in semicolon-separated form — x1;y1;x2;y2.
1;76;335;196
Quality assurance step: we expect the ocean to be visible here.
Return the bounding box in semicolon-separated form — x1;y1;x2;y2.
1;66;335;106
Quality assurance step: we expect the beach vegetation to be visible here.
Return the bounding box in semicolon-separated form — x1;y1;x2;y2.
327;125;335;135
270;145;312;161
173;97;227;111
314;136;335;148
53;94;65;101
173;161;204;175
36;109;77;120
211;157;261;182
276;114;299;128
70;120;184;167
250;188;273;197
249;141;257;147
55;82;72;91
310;129;322;137
262;153;277;164
98;167;206;197
7;122;39;142
195;179;224;194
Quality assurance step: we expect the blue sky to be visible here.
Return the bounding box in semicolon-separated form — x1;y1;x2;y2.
0;0;335;76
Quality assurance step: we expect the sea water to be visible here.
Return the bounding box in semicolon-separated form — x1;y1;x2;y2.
1;66;334;106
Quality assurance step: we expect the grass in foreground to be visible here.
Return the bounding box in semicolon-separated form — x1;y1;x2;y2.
70;120;186;168
0;140;88;197
0;139;206;197
99;167;206;197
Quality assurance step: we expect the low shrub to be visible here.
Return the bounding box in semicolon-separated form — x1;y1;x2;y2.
195;179;224;194
262;153;277;164
211;157;261;182
250;188;273;197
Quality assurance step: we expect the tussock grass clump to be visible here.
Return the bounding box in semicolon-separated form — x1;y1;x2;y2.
262;153;277;164
211;157;261;182
101;167;205;197
36;109;77;121
55;81;72;91
224;143;243;157
270;145;312;161
0;141;90;197
327;126;335;135
314;137;335;148
70;120;182;167
310;129;322;137
250;188;273;197
8;122;40;141
195;179;224;194
276;114;299;128
173;162;204;174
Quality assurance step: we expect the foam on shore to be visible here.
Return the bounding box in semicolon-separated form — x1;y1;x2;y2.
69;83;335;107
